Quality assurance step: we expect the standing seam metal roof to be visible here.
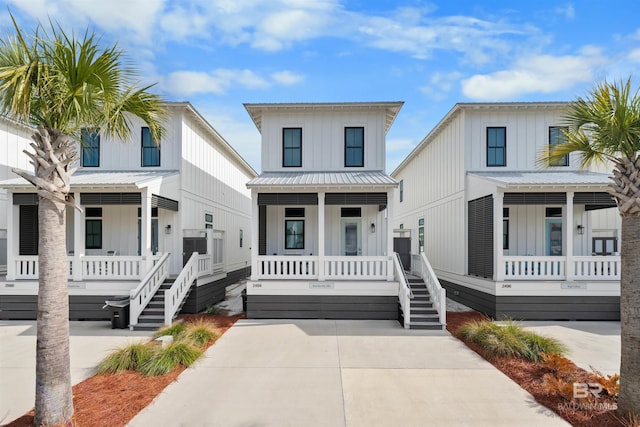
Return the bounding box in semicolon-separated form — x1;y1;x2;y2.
247;171;398;187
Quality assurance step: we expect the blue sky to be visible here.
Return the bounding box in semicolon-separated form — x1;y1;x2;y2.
1;1;639;173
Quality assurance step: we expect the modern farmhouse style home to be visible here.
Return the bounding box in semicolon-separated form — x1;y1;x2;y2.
0;102;256;329
392;102;621;320
244;101;446;328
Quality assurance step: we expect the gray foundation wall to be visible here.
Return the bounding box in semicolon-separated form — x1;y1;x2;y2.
441;279;620;321
247;294;399;320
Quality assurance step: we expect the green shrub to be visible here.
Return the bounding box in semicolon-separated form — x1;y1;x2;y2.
457;320;566;361
140;343;202;376
204;304;222;315
153;322;188;339
184;320;219;349
96;342;153;374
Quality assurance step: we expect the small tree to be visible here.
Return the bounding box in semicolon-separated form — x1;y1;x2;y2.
0;17;166;425
544;77;640;416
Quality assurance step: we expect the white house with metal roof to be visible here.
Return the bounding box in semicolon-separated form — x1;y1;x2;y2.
243;102;445;327
0;103;256;328
392;102;621;320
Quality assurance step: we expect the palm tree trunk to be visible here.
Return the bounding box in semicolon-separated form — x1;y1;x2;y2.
35;196;73;425
619;215;640;416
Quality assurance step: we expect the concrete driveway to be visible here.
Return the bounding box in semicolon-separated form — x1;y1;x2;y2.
0;320;151;424
129;319;568;427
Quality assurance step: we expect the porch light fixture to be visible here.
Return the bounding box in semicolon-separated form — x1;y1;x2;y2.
165;224;172;235
577;225;585;235
370;223;376;233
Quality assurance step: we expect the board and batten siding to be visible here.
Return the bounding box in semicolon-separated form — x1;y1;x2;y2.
179;111;253;274
465;106;579;172
260;110;386;172
392;111;466;276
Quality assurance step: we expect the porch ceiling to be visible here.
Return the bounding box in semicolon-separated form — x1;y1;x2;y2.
247;171;398;189
0;170;179;190
468;171;611;188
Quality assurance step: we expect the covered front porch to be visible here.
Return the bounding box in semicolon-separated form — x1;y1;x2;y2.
467;171;621;283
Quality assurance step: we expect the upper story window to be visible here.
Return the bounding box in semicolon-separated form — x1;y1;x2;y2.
81;129;100;167
282;128;302;167
549;126;569;166
141;127;160;167
399;179;404;202
344;127;364;167
486;127;506;167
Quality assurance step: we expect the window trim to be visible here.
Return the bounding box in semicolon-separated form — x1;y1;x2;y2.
81;129;100;167
282;128;302;167
549;126;569;167
141;127;160;167
486;127;506;167
344;127;364;167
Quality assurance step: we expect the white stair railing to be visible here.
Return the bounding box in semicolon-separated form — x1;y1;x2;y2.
412;253;446;327
129;253;170;328
393;253;412;329
164;252;201;326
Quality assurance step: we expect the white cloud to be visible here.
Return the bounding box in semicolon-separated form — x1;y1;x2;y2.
555;4;575;20
628;48;640;63
461;48;608;100
420;71;464;100
161;68;302;97
386;138;417;153
271;70;305;86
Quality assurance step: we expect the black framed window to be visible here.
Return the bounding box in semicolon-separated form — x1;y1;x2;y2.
549;127;569;166
283;128;302;167
86;208;103;249
285;220;304;249
487;127;506;167
418;227;424;253
142;127;160;167
592;237;617;255
205;213;213;229
240;229;243;247
546;207;562;217
81;129;100;167
341;207;361;217
344;127;364;167
400;180;404;202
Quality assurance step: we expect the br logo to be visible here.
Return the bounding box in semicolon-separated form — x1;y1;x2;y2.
573;383;603;399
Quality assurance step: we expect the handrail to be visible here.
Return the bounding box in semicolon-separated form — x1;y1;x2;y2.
164;252;200;325
129;253;170;327
412;253;447;327
393;253;412;329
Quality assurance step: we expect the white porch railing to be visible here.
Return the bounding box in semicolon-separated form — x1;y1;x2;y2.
324;256;388;280
164;252;208;325
572;256;620;280
412;253;447;327
256;256;319;279
129;253;170;327
81;256;143;280
394;253;412;329
13;256;40;279
502;256;620;280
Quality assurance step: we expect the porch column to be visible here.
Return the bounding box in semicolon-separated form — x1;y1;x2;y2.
140;188;153;276
318;192;325;281
386;188;394;281
72;206;85;281
493;192;504;281
250;189;259;281
6;190;14;280
565;191;574;282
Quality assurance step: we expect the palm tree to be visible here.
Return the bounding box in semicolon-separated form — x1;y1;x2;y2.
0;17;166;425
545;77;640;416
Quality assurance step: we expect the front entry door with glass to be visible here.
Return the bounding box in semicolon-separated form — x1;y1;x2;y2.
341;220;361;256
545;219;563;256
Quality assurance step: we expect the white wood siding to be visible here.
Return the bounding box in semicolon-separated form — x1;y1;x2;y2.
392;112;466;275
260;110;386;172
0;119;33;232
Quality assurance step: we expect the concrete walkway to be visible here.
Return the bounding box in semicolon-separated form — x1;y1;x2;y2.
0;320;151;424
520;320;621;376
129;319;568;427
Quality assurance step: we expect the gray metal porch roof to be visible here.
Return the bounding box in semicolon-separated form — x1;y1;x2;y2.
247;171;398;188
468;171;612;187
0;169;179;189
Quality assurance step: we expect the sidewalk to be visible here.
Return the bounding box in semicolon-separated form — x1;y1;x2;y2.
0;320;151;424
129;319;568;427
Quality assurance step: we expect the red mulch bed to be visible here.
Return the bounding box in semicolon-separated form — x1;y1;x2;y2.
3;313;243;427
447;311;625;427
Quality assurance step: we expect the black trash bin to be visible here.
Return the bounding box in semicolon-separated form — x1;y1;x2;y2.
104;296;130;329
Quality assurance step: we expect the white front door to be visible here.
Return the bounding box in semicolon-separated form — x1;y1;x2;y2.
341;220;361;256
